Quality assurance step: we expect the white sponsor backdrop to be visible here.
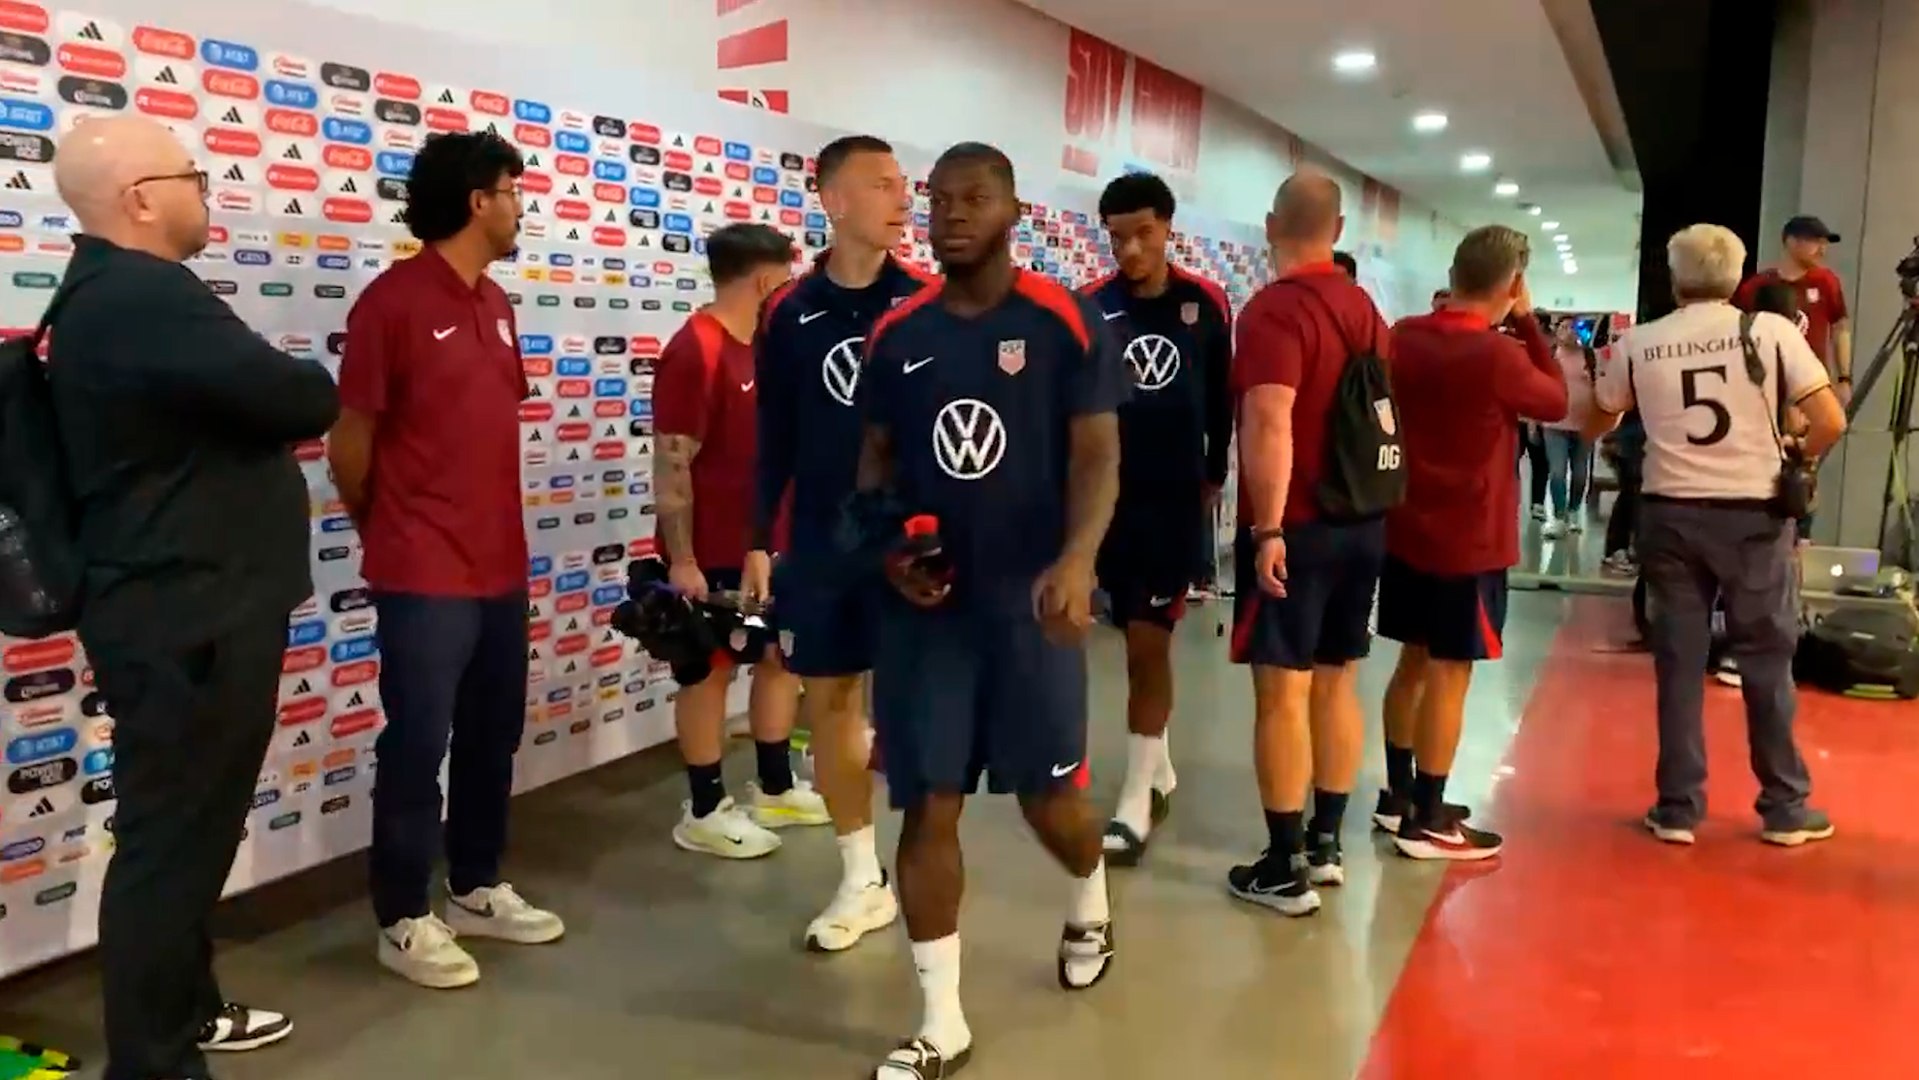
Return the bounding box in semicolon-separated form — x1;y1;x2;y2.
0;0;1269;976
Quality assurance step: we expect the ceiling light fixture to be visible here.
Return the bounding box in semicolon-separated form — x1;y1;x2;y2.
1412;111;1449;133
1333;49;1378;75
1562;261;1580;275
1493;179;1520;197
1542;220;1561;231
1528;206;1544;216
1459;151;1493;173
1553;233;1569;243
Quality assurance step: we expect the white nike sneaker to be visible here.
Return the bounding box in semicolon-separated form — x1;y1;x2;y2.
378;914;480;989
445;882;565;944
673;797;782;858
804;874;899;952
748;780;832;829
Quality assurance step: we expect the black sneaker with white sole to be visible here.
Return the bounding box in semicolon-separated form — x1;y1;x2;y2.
1306;833;1344;886
1394;805;1503;862
1101;820;1148;866
1057;920;1114;990
1226;852;1321;917
1372;790;1474;834
197;1002;292;1052
872;1036;972;1079
1644;808;1697;845
1760;808;1835;847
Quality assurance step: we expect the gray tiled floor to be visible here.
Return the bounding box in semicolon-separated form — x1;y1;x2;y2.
0;593;1571;1080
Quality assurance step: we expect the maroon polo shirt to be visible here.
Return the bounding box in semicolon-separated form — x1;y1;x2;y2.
337;248;529;596
1231;261;1391;526
651;310;763;570
1385;310;1566;575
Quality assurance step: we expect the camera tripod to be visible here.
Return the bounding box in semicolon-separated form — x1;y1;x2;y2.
1846;298;1918;569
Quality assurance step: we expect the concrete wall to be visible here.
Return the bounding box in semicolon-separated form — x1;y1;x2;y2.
1764;0;1917;555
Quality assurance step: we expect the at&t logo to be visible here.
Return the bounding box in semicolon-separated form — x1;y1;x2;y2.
821;337;862;408
932;399;1006;481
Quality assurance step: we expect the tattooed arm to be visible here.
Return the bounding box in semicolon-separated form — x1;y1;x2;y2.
654;433;700;566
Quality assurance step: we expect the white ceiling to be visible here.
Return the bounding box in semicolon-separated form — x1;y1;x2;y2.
1018;0;1642;310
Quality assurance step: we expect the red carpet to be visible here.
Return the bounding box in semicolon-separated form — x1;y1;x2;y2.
1360;597;1919;1079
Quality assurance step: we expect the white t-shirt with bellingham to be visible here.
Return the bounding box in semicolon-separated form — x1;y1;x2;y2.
1595;301;1828;501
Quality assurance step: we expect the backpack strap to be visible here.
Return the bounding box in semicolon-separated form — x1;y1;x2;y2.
1281;277;1380;359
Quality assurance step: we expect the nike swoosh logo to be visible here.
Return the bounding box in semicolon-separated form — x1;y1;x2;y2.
904;356;935;373
739;381;755;392
799;311;827;325
1051;761;1081;778
1102;311;1124;321
432;326;457;340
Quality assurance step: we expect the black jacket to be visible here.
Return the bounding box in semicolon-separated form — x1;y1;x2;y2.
49;235;340;652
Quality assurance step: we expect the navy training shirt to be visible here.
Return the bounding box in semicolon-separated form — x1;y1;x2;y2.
860;269;1129;610
1080;266;1232;504
754;251;936;553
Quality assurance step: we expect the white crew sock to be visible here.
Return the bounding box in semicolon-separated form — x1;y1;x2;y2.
911;935;970;1054
838;825;883;889
1070;859;1110;927
1154;731;1177;792
1112;734;1162;838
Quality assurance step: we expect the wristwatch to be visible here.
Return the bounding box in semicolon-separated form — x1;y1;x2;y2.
1250;526;1285;544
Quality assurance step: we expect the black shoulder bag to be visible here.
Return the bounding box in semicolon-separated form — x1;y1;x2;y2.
1737;312;1815;521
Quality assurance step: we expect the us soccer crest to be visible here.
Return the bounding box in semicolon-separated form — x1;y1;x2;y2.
1180;301;1200;326
498;318;513;346
998;339;1026;375
1373;397;1397;436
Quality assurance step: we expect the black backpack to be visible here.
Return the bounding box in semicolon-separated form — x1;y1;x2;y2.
1292;282;1405;520
0;282;87;638
1794;606;1919;700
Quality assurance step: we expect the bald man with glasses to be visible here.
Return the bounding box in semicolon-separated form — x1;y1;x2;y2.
50;115;340;1080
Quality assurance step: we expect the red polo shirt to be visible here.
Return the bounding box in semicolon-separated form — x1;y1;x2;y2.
1734;265;1847;367
651;310;762;570
1386;310;1566;575
337;248;529;596
1231;262;1391;525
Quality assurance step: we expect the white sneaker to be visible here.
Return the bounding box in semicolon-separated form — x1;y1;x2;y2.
804;875;899;952
1542;520;1567;539
378;914;479;989
197;1001;292;1052
445;882;565;944
673;797;782;858
1567;517;1585;534
748;780;832;829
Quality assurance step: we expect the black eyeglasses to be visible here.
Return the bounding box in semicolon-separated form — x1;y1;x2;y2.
128;169;209;194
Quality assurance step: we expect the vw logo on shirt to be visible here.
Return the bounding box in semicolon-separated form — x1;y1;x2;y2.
932;398;1006;481
1124;334;1181;391
822;337;863;407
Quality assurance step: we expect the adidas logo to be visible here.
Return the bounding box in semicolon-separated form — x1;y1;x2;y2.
346;691;365;707
223;106;244;124
282;144;302;160
525;199;542;215
155;66;179;85
566;227;580;241
388;207;406;224
602;209;616;223
566;182;581;196
524;152;541;168
283;197;303;214
223;163;247;182
77;20;103;40
292;678;314;695
338;177;358;193
4;171;30;190
292;730;313;747
29;796;56;817
437;88;454;104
